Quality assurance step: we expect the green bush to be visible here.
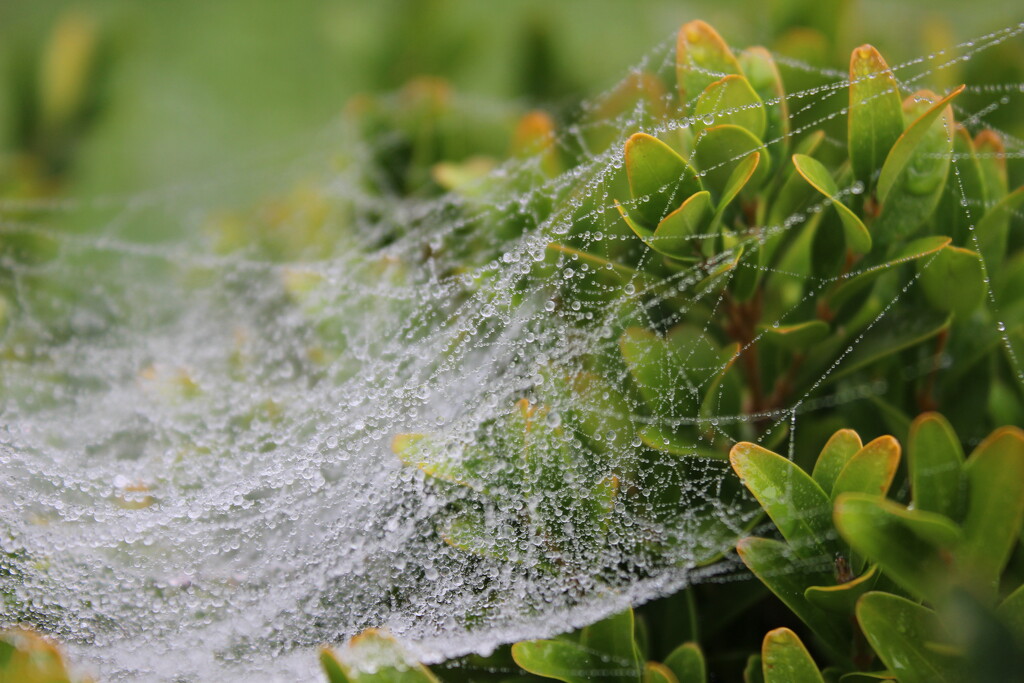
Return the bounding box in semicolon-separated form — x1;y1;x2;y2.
2;13;1023;683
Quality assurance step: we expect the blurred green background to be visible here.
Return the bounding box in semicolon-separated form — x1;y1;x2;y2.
0;0;1021;197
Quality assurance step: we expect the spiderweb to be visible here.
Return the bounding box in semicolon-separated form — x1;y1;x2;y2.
1;20;1023;682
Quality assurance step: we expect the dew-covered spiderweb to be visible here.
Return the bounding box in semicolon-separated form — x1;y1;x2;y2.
1;20;1023;682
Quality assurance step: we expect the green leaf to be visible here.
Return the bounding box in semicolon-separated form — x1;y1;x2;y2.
693;74;766;139
974;130;1008;203
792;154;871;253
512;640;603;683
848;45;904;187
711;153;760;229
664;643;706;683
644;662;678;683
694;124;770;202
838;673;896;682
831;436;900;500
322;631;441;683
918;246;986;319
805;564;879;614
877;86;964;205
621;328;695;419
856;592;965;683
766;131;826;229
648;191;713;256
996;583;1024;641
581;610;644;683
811;428;863;494
959;427;1024;602
907;412;965;521
321;648;352;683
730;442;839;558
624;133;702;227
975;185;1024;268
761;628;825;683
937;126;987;247
834;494;960;602
676;20;743;105
744;655;765;683
739;47;790;166
697;343;742;435
736;537;852;659
824;235;950;318
821;309;950;383
546;243;651;288
759;320;830;351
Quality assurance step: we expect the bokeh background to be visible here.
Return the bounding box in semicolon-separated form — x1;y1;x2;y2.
1;0;1022;198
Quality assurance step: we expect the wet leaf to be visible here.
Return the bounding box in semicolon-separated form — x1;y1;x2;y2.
321;631;441;683
811;428;863;494
624;133;702;227
834;494;960;601
848;45;904;187
711;152;760;231
959;427;1024;602
856;592;964;683
793;154;871;253
759;320;829;351
907;412;965;521
648;191;713;256
975;185;1024;268
739;47;789;166
918;246;986;319
644;662;678;683
877;87;964;205
693;74;766;139
695;125;770;202
736;537;852;659
805;564;879;613
831;435;900;499
761;628;825;683
731;442;839;558
676;20;743;106
874;88;963;240
821;309;949;383
664;642;706;683
512;640;603;683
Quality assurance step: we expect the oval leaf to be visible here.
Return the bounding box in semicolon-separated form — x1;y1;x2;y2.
664;642;707;683
676;20;742;106
624;133;702;227
761;628;825;683
831;435;901;500
793;154;871;253
908;412;965;520
693;74;767;139
695;124;770;202
959;426;1024;602
834;493;960;602
856;592;964;683
811;428;864;494
876;86;964;205
918;246;986;319
730;442;839;558
848;45;904;187
736;537;852;661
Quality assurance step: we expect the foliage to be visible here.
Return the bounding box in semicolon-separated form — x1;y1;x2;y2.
315;417;1024;682
2;6;1024;683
